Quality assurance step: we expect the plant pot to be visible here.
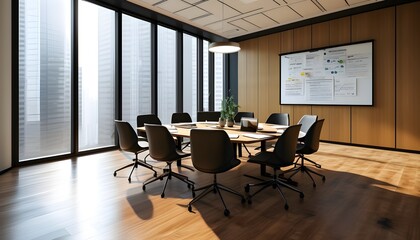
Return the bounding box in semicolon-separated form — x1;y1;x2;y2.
218;118;226;128
226;119;234;127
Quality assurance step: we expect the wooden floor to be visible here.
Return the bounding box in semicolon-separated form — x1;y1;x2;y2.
0;143;419;240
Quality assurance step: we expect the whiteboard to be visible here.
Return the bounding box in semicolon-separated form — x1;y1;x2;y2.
280;41;373;106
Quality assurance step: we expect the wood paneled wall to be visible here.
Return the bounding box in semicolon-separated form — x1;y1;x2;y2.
237;2;420;151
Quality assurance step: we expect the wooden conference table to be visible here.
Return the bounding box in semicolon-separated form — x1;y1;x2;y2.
138;122;290;176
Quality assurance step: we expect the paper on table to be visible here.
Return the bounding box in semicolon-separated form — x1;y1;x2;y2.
243;133;271;139
270;125;289;129
228;134;239;139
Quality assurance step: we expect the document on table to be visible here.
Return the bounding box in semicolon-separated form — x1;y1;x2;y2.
228;134;239;139
243;133;271;139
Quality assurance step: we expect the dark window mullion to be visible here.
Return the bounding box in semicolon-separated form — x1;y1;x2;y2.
209;52;215;111
197;39;203;112
151;24;157;115
176;31;183;113
72;0;79;154
115;11;122;144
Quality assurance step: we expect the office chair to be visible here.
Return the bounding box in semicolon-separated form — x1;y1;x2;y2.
114;120;157;183
137;114;162;162
245;124;304;210
188;129;245;216
297;115;318;142
266;113;290;125
234;112;255;156
142;124;194;198
197;111;221;122
171;112;193;150
286;119;325;187
255;113;290;150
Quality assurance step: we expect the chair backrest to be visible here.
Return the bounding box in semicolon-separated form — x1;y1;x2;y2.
297;115;318;135
171;112;192;124
273;124;302;164
144;124;179;161
299;119;324;154
197;111;221;122
190;129;235;173
266;113;290;125
234;112;254;124
137;114;162;138
115;120;142;153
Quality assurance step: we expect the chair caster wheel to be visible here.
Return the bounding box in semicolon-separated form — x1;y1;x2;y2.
161;193;165;198
247;198;252;204
213;189;217;194
188;205;192;212
160;177;163;181
300;192;304;198
313;183;316;188
241;197;246;204
187;184;191;189
192;191;195;198
284;204;289;210
113;172;117;177
128;178;131;183
322;176;326;181
224;209;230;216
153;172;157;177
142;185;146;191
244;185;250;193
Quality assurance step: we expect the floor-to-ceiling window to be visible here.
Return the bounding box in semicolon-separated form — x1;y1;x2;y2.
202;40;209;111
121;14;151;129
78;0;116;150
214;52;224;111
157;26;177;124
183;33;197;121
18;0;72;161
16;0;226;162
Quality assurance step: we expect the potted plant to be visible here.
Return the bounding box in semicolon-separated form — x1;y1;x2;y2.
220;95;238;127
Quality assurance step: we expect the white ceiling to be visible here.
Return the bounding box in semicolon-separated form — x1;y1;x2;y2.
127;0;383;39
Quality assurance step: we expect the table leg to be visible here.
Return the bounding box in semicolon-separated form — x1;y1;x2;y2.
259;140;268;176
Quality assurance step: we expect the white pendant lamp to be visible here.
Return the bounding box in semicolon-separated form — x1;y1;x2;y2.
208;0;240;54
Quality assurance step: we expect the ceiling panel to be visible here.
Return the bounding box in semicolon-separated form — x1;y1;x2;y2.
318;0;349;11
176;6;208;20
264;6;302;24
244;13;277;29
289;0;323;17
127;0;384;39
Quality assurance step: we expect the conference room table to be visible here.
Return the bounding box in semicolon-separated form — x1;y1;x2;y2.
138;122;290;176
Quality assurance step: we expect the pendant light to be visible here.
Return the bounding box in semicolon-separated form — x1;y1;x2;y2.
208;0;240;54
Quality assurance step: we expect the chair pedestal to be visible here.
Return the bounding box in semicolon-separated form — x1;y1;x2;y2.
114;152;157;183
245;168;304;210
285;154;326;187
142;162;194;198
188;174;245;216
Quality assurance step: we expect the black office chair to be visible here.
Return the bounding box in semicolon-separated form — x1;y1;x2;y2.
171;112;193;150
266;113;290;125
286;119;325;187
234;112;255;156
297;115;318;142
142;124;194;198
136;114;162;161
197;111;221;122
114;120;157;183
245;124;304;210
188;129;245;216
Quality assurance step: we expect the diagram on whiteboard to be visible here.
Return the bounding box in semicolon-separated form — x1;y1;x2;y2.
280;41;373;105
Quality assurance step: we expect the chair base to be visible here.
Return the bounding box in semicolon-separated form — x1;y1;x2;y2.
143;163;194;198
188;174;245;217
114;158;157;183
245;169;304;210
285;155;325;187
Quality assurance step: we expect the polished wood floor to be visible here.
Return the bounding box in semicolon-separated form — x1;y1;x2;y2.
0;143;419;240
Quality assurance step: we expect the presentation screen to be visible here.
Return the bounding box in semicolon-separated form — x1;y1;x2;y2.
280;41;373;106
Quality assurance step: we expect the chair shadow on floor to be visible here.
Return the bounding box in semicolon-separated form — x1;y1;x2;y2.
188;163;419;240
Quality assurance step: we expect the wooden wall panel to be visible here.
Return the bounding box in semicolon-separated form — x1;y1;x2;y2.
351;8;395;148
238;40;248;110
292;26;312;124
258;37;269;120
267;33;281;117
245;39;259;114
279;30;294;122
396;2;420;151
